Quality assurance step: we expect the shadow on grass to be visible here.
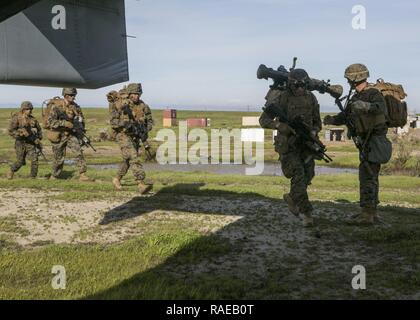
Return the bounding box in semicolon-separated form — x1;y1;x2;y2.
99;182;277;225
91;183;420;299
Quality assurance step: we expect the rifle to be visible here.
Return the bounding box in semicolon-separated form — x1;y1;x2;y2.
58;111;96;152
257;57;343;99
72;118;97;152
25;131;48;162
288;116;333;163
121;105;155;161
334;89;373;175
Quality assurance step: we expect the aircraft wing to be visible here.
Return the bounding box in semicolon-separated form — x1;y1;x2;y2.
0;1;42;23
0;0;129;89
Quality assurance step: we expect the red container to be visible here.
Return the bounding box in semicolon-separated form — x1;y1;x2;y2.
163;109;177;119
187;118;207;127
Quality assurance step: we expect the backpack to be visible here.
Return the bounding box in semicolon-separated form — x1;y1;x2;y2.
370;79;408;128
41;97;64;129
107;89;129;113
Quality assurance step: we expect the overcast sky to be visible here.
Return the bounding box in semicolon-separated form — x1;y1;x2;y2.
0;0;419;112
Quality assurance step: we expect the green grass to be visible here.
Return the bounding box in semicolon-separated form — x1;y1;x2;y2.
0;229;231;299
0;216;30;236
1;164;419;205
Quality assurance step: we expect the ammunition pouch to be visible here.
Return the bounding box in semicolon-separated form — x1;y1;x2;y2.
353;113;386;135
367;135;392;164
274;133;290;155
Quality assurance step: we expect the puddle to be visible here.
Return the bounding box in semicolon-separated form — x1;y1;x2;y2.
87;162;358;176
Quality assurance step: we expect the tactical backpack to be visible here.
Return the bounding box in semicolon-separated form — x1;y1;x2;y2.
41;97;65;143
107;89;129;113
369;79;408;128
41;97;64;129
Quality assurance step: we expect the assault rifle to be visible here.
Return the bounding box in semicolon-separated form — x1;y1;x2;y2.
287;115;333;163
72;118;97;152
122;105;155;161
26;132;48;162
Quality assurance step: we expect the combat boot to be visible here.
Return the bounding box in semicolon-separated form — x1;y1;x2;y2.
112;177;123;191
283;193;299;217
302;212;314;227
349;207;374;225
79;172;94;182
6;169;14;180
138;181;153;195
372;209;382;223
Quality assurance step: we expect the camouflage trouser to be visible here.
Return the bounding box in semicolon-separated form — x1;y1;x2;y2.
281;150;315;214
10;139;38;177
116;132;145;181
51;135;87;178
359;161;381;209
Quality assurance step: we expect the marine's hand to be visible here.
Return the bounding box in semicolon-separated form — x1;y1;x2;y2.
18;128;30;137
275;122;296;135
64;121;74;129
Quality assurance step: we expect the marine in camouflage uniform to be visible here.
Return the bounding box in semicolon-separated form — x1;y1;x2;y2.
7;102;43;179
324;64;391;224
259;69;322;227
109;83;153;194
46;88;91;181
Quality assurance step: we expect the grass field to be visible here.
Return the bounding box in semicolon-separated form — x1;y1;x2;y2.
0;108;419;300
0;107;364;168
1;107;419;174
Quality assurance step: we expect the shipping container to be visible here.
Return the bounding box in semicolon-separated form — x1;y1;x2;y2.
163;109;177;119
187;118;207;127
242;116;260;126
163;118;177;127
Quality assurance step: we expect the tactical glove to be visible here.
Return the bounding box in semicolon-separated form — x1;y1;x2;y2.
18;128;30;137
64;121;74;129
275;122;296;135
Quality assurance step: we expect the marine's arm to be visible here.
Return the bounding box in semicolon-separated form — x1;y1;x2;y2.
109;105;127;130
259;89;295;135
311;93;322;133
143;103;154;132
323;111;347;126
47;106;73;130
35;120;43;140
8;114;23;138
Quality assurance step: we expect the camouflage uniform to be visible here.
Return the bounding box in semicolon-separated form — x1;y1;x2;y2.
8;102;42;178
109;84;153;184
259;69;321;225
46;89;87;178
329;87;392;208
324;64;391;223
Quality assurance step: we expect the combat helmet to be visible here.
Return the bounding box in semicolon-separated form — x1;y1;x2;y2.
126;83;143;95
21;101;33;110
62;88;78;96
288;68;310;88
344;64;369;83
